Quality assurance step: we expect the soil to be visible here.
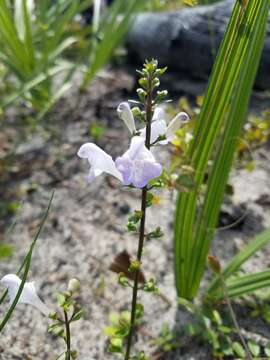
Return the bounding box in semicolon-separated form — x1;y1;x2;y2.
0;68;270;360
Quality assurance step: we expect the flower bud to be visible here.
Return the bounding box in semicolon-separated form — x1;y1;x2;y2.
155;67;167;76
136;88;146;102
139;77;148;89
152;77;160;88
156;90;168;103
131;106;140;115
145;60;158;72
49;311;58;320
129;259;141;272
68;278;81;293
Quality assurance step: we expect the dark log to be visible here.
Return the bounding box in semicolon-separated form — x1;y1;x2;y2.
127;0;270;90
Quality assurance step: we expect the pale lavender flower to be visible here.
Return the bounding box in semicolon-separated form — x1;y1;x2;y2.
165;112;190;142
117;102;189;144
117;102;136;134
1;274;50;316
140;107;167;144
117;102;168;141
139;107;189;144
78;136;162;188
77;142;123;182
115;136;162;188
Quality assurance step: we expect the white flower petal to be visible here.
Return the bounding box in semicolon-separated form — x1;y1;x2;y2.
125;136;155;162
140;119;167;144
115;136;162;188
117;102;136;134
150;119;167;143
86;167;103;182
78;143;123;182
152;107;166;121
166;112;190;141
0;274;50;316
140;107;167;144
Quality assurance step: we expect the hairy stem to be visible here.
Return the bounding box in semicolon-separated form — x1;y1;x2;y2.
64;310;71;360
124;74;153;360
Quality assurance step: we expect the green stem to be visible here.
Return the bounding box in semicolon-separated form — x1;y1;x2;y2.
220;273;253;360
64;310;71;360
124;73;153;360
124;187;148;360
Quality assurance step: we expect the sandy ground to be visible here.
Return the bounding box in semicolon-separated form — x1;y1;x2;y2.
0;71;270;360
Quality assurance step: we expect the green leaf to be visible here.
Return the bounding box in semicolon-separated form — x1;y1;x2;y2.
146;226;164;240
70;308;84;322
264;342;270;357
135;303;144;320
146;192;154;207
57;293;66;307
108;337;123;353
212;310;222;326
232;341;246;358
248;340;260;357
48;323;65;338
226;269;270;298
104;326;118;336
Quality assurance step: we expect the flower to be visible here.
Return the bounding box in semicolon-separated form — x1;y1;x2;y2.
0;274;50;316
68;278;81;293
117;102;189;144
115;136;162;188
117;102;136;134
141;108;190;144
166;112;190;141
78;136;162;188
140;107;167;145
77;143;122;183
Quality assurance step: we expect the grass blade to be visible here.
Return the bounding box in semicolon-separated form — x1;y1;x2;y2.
206;228;270;296
0;191;54;332
209;269;270;299
82;0;144;88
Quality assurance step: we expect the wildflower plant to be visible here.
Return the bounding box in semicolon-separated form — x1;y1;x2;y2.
78;59;189;359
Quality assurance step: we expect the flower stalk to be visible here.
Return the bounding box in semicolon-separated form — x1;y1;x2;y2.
64;310;71;360
124;68;154;360
77;59;189;359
